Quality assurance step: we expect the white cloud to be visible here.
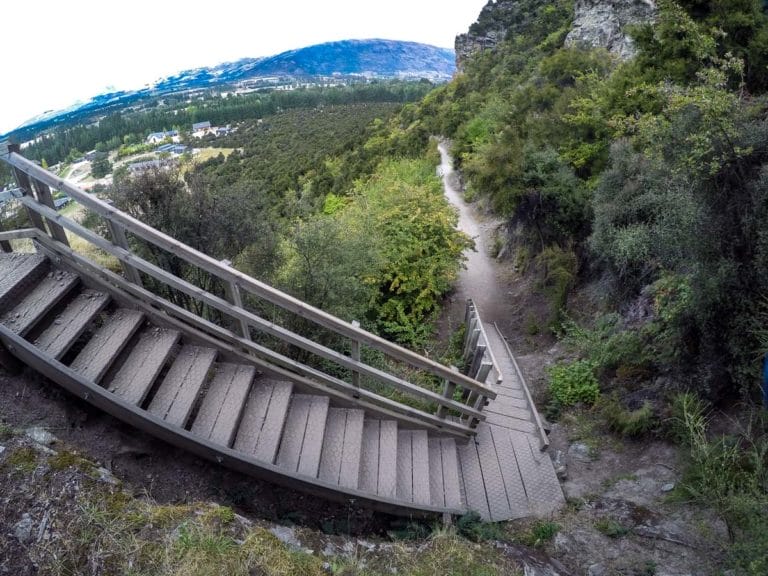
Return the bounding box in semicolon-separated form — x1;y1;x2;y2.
2;0;486;134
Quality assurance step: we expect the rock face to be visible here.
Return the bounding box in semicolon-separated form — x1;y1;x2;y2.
455;0;549;71
565;0;657;59
455;0;658;71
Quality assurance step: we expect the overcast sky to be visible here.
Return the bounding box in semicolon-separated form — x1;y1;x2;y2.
1;0;487;134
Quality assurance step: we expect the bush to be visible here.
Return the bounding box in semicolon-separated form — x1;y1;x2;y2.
547;360;600;407
672;393;768;574
601;395;656;438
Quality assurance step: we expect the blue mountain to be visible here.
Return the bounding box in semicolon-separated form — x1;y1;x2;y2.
7;39;454;139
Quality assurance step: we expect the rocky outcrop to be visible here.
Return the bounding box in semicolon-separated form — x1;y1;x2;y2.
456;0;657;71
565;0;657;60
455;0;549;71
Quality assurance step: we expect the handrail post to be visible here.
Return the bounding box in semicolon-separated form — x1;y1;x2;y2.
9;144;69;247
351;320;361;397
437;365;459;418
104;200;142;286
220;259;250;340
8;144;48;242
0;215;11;253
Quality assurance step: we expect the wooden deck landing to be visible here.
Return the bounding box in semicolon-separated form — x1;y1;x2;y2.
458;322;564;521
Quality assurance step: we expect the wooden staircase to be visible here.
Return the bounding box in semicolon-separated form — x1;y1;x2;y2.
0;143;564;520
0;253;466;513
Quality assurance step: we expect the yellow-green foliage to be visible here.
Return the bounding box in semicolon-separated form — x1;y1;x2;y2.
547;360;600;407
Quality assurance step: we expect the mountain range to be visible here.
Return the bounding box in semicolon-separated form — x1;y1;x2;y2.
8;39;455;139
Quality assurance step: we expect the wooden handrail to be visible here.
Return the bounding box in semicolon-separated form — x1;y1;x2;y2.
3;150;496;402
17;195;486;422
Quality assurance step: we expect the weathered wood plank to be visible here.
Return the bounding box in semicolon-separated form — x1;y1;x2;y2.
34;290;109;359
411;430;431;505
489;426;529;519
234;379;293;463
0;252;47;308
319;408;346;484
0;269;79;336
428;438;445;507
457;438;491;520
69;309;144;383
396;430;413;502
475;424;511;521
107;327;179;405
378;420;398;498
277;395;318;473
339;409;364;489
149;346;217;427
510;433;563;515
440;439;463;509
359;419;380;494
297;396;329;477
192;363;255;446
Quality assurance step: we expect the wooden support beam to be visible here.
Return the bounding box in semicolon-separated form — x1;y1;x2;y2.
31;177;69;246
0;341;23;375
351;320;361;397
104;200;142;286
8;144;47;239
220;259;250;340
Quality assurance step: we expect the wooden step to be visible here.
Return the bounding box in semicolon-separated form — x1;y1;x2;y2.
359;419;398;498
0;269;79;336
106;327;180;405
318;408;365;488
234;378;293;463
192;363;255;446
34;289;110;359
428;437;463;509
0;253;48;309
69;309;145;383
276;394;329;476
148;345;217;427
396;429;431;505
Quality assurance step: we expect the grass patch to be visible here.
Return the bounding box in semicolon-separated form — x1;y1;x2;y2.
594;518;631;538
517;520;560;548
3;446;38;474
671;393;768;575
48;450;94;472
455;512;505;541
601;395;657;438
0;422;15;440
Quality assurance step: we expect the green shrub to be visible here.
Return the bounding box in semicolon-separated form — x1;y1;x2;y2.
672;394;768;574
560;315;652;377
602;396;657;438
456;512;504;542
518;520;560;548
547;360;600;406
594;518;631;538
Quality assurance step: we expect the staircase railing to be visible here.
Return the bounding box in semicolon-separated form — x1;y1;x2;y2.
0;143;496;436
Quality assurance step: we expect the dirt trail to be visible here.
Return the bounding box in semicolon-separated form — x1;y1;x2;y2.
437;141;518;338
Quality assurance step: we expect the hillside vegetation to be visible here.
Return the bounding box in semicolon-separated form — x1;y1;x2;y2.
396;0;768;571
